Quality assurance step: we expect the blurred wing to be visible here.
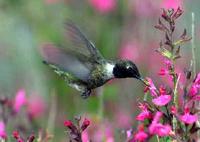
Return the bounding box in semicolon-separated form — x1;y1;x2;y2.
65;21;104;64
41;44;91;81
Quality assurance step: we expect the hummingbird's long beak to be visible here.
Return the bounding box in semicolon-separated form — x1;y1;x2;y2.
138;77;149;87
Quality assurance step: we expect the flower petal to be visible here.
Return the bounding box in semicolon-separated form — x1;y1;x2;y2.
179;113;198;124
149;123;171;137
152;95;171;106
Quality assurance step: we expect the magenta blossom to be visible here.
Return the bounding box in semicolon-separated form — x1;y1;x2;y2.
119;42;140;62
149;112;171;137
158;68;169;76
164;59;172;69
13;89;27;113
0;121;6;139
170;106;177;115
152;111;162;123
82;131;90;142
92;122;114;142
115;110;132;128
194;73;200;85
134;125;148;142
161;0;183;9
126;129;132;139
152;86;171;106
88;0;116;14
131;0;158;17
179;108;198;124
27;95;46;119
145;77;157;96
136;110;152;121
189;85;198;97
149;123;172;137
189;73;200;96
136;103;152;121
134;130;148;142
152;95;171;106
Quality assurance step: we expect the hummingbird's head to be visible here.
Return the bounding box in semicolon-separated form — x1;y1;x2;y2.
113;60;141;80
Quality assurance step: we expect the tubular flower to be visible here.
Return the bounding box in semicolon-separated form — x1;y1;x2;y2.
179;108;198;124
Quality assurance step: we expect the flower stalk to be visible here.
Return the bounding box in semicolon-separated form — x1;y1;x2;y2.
130;8;200;142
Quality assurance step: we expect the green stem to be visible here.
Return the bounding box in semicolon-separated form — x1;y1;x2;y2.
191;12;200;140
173;73;180;108
143;92;148;101
191;12;196;77
156;135;160;142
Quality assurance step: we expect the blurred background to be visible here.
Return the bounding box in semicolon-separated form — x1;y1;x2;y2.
0;0;200;141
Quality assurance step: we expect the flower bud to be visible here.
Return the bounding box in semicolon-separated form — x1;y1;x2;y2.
81;118;90;131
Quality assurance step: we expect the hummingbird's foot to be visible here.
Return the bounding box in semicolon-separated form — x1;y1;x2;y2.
81;89;91;99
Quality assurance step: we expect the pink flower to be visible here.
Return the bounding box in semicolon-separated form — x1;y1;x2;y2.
164;60;172;69
12;131;24;142
0;121;6;139
13;89;27;113
148;111;172;137
189;73;200;96
179;108;198;124
159;86;166;95
88;0;116;14
119;42;140;62
191;95;200;101
131;0;158;17
136;103;152;121
27;95;46;119
126;129;132;139
148;112;171;136
106;137;114;142
105;126;114;142
161;0;183;9
12;131;20;139
82;131;90;142
81;118;90;131
170;106;177;115
134;125;148;142
152;111;162;123
149;123;171;137
194;73;200;85
158;68;169;76
64;120;73;128
189;85;198;96
134;130;148;142
146;78;157;96
136;109;152;121
115;110;132;128
152;95;171;106
92;123;114;142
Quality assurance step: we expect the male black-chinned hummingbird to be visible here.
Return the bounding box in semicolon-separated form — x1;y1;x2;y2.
41;21;144;99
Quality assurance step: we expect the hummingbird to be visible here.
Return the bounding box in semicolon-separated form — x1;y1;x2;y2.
41;21;143;99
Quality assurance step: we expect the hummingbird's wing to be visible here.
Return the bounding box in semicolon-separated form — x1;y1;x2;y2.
65;21;104;64
41;44;92;82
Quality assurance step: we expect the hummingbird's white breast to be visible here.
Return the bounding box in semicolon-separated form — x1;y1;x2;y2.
104;63;115;79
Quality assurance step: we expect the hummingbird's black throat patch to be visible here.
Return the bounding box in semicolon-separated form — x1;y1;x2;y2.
113;60;141;79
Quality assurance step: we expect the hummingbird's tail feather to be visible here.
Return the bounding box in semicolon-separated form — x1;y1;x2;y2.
43;60;88;92
40;43;91;81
